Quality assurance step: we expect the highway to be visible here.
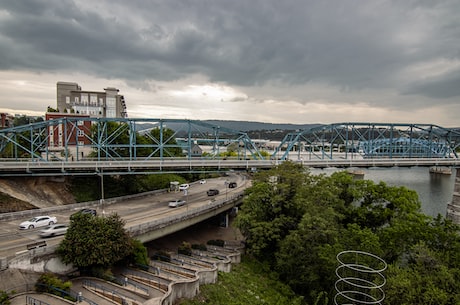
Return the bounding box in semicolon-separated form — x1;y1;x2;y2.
0;173;247;259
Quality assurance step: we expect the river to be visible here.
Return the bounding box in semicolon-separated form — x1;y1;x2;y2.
311;167;457;218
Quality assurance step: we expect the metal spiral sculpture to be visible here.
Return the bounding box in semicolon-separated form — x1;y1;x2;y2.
334;250;387;305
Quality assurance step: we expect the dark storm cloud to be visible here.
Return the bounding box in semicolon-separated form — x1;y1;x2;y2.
1;0;460;101
404;70;460;99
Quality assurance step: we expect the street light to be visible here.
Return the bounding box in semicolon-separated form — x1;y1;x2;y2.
184;188;189;212
100;169;105;216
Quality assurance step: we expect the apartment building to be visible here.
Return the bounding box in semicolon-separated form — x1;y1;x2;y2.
56;82;128;118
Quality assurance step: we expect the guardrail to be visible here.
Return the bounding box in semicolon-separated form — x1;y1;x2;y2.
126;193;243;239
26;295;50;305
82;279;135;305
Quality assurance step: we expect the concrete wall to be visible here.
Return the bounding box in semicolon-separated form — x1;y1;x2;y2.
447;168;460;224
7;245;75;275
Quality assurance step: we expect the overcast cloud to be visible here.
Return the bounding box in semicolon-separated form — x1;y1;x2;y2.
0;0;459;126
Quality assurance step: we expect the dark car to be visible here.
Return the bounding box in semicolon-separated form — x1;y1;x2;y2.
207;189;220;196
71;208;97;219
228;182;237;188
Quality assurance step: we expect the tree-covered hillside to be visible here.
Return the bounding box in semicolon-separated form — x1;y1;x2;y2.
235;161;460;304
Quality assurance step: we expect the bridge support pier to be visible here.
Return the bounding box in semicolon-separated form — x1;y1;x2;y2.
219;212;229;228
447;168;460;224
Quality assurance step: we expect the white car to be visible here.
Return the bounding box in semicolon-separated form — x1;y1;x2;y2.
19;216;57;230
168;199;186;208
39;224;68;237
179;184;190;190
199;179;207;184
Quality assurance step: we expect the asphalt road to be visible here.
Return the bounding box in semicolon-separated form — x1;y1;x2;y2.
0;173;248;259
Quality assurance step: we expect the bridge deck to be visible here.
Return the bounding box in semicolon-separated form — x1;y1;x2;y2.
0;158;459;176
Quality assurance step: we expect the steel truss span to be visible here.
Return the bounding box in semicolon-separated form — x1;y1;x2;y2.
0;119;459;166
0;118;263;162
274;122;460;160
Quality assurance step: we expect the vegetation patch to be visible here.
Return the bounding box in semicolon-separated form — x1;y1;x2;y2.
179;256;304;305
207;239;225;247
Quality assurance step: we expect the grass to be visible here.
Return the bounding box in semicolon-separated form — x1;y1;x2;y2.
178;256;304;305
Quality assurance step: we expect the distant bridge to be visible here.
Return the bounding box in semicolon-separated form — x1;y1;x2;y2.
0;118;459;176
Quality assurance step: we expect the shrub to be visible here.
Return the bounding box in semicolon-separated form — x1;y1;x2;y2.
192;243;207;251
0;290;13;305
152;250;171;262
207;239;225;247
178;241;192;256
35;273;74;301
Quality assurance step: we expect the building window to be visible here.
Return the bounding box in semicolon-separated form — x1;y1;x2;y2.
90;94;97;106
106;97;116;107
81;94;88;105
106;109;116;117
77;120;84;126
77;130;84;136
75;97;79;104
66;96;70;104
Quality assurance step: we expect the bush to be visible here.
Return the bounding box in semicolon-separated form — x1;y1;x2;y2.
0;290;13;305
191;243;207;251
130;239;149;266
35;273;74;301
178;241;192;256
207;239;225;247
152;250;171;262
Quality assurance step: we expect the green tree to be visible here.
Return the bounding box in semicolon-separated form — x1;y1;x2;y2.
57;213;133;272
127;239;150;268
276;210;341;299
235;161;308;263
236;164;460;304
385;243;460;305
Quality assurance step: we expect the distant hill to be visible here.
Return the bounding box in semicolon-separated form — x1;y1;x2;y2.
201;120;322;141
135;120;322;141
202;120;321;132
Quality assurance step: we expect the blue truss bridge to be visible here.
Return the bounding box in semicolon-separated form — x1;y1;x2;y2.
0;118;459;176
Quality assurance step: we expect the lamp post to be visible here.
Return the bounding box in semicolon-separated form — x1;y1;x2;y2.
100;170;105;216
225;180;229;200
185;188;189;212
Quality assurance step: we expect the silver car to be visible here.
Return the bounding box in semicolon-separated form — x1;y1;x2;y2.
168;199;186;208
19;215;57;230
39;224;68;237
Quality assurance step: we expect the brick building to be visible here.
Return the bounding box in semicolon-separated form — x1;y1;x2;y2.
45;113;92;159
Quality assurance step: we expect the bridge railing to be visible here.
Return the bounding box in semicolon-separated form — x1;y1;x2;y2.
126;192;243;237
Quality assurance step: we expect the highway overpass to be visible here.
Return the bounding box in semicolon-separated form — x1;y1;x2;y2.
0;174;247;269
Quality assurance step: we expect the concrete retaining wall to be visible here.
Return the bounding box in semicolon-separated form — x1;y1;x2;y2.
7;245;75;275
447;169;460;224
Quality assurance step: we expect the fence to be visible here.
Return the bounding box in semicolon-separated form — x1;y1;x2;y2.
26;295;50;305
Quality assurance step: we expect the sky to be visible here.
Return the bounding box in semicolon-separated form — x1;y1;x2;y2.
0;0;459;127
